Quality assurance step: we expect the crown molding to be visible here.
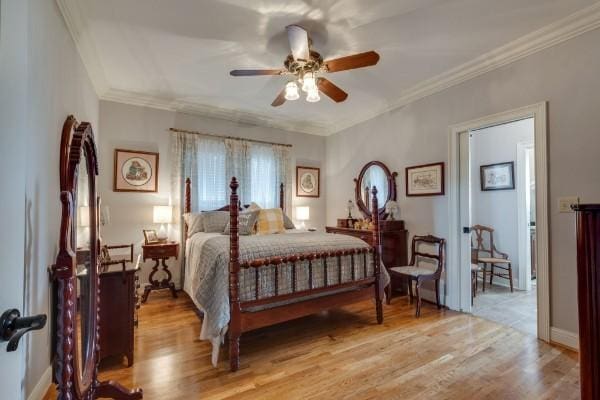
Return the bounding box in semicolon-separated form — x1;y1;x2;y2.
58;1;600;137
330;2;600;134
101;88;335;136
56;0;109;95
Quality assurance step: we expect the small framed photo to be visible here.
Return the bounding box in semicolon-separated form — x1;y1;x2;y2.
143;229;160;245
406;162;445;197
296;166;320;198
480;162;515;191
114;149;159;192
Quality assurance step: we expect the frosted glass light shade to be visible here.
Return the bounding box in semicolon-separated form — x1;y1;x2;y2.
306;88;320;103
296;206;310;221
285;81;300;101
301;72;317;92
153;205;173;224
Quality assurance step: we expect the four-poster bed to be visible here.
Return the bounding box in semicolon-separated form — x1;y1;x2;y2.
183;177;384;372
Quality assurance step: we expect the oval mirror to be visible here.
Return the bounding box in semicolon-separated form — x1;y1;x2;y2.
354;161;397;218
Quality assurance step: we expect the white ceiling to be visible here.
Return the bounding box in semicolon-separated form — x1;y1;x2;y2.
59;0;600;135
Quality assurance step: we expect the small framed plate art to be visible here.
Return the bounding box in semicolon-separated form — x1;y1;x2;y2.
480;161;515;191
406;162;445;197
114;149;159;192
296;166;320;198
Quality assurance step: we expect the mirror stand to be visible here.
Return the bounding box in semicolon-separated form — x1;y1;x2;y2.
353;161;398;219
52;116;143;400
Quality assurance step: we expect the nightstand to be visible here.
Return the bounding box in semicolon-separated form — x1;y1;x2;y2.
141;241;179;303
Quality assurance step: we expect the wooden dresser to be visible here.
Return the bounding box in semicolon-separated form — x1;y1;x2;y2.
326;220;408;294
98;262;140;367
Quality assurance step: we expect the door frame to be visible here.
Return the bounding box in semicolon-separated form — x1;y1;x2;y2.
446;102;549;342
516;140;535;291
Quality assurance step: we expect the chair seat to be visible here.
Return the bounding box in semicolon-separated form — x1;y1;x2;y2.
478;257;511;264
389;265;437;277
471;263;481;271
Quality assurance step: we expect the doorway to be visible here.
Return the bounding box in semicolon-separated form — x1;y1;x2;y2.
467;119;537;336
446;102;550;342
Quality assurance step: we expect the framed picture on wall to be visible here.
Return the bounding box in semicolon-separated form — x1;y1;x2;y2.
296;166;320;198
113;149;159;192
480;161;515;191
405;162;445;196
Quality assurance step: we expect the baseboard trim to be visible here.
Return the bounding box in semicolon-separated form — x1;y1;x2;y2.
27;365;52;400
550;327;579;351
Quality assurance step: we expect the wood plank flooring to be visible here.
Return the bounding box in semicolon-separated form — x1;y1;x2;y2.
44;291;580;399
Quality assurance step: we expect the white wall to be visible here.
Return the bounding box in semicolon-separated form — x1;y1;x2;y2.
470;118;534;288
325;27;600;336
98;101;327;289
19;1;99;398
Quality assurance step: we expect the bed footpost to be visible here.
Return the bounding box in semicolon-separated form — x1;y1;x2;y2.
184;178;191;239
371;187;383;324
279;182;284;211
229;177;241;372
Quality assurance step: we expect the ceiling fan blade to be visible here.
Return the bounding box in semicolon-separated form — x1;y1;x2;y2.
317;78;348;103
286;25;310;61
323;51;380;73
271;88;286;107
230;69;283;77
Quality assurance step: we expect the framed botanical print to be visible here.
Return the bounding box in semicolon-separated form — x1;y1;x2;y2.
114;149;159;192
406;162;445;196
296;166;320;198
480;161;515;191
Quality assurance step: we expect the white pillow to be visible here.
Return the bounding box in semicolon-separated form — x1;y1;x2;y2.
183;212;204;238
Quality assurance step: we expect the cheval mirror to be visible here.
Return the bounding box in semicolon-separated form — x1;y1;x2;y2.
52;116;142;399
354;161;398;219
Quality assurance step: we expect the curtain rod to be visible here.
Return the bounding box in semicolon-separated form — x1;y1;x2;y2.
169;128;293;148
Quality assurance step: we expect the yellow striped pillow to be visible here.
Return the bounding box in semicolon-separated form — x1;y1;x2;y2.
255;208;285;235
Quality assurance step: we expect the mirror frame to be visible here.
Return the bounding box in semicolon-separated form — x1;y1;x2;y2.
354;161;398;219
52;116;142;399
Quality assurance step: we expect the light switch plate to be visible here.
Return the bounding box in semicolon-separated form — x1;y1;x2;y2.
558;196;579;213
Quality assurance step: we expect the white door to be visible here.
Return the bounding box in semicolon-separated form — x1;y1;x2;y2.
0;1;28;398
458;130;473;312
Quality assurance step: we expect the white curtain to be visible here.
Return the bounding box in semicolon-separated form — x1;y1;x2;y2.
171;132;292;217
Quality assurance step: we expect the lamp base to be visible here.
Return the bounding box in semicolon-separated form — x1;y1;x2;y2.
157;224;168;241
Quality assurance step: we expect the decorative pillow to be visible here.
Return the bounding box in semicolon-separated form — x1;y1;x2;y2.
283;213;295;229
223;210;259;235
255;208;285;235
247;202;261;212
183;212;204;237
202;211;230;233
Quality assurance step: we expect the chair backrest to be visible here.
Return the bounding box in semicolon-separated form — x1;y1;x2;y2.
409;234;445;276
471;224;498;259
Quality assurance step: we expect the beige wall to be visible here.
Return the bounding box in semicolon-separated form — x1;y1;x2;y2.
325;27;600;335
98;101;327;289
22;0;100;397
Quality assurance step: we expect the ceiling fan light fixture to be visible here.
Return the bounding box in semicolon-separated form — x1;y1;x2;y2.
301;71;317;92
306;88;320;103
284;81;300;101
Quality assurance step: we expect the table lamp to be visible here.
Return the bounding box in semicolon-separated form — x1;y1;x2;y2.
153;205;172;241
296;206;310;229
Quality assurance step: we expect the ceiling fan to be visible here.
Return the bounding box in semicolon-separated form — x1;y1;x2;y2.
230;25;380;107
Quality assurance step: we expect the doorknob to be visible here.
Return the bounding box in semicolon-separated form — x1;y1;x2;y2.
1;309;47;352
463;227;472;234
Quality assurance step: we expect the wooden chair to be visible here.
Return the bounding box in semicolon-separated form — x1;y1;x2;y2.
386;235;445;317
471;248;481;305
100;243;134;273
471;225;513;292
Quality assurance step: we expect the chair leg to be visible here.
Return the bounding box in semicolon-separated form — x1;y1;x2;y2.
508;263;514;292
408;279;414;304
482;264;486;292
435;279;441;309
489;264;494;286
415;281;422;317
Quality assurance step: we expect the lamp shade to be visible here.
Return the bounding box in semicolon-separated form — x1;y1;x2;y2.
296;206;310;221
153;205;172;224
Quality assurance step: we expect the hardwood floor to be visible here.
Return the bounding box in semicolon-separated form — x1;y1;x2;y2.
45;291;579;399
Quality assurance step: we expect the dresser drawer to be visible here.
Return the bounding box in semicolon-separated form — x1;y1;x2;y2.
142;243;179;260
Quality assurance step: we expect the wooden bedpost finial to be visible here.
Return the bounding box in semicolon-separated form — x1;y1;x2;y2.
230;177;239;192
